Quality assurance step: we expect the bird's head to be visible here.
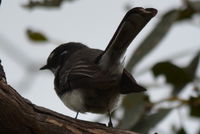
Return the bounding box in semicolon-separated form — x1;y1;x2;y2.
40;42;87;74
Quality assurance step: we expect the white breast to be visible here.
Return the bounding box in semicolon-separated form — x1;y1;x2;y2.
60;89;123;114
60;89;86;113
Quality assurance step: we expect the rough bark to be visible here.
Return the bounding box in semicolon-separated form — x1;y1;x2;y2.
0;61;137;134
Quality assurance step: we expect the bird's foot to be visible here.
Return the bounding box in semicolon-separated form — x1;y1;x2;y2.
108;120;113;128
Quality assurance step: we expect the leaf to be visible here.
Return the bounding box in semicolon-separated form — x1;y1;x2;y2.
23;0;76;9
26;29;48;42
131;109;171;133
117;93;146;129
184;51;200;79
189;1;200;12
177;128;187;134
176;1;200;21
189;96;200;117
152;52;200;95
152;61;192;87
177;8;196;21
126;10;179;71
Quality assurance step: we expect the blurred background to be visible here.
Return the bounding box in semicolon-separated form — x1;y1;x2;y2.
0;0;200;134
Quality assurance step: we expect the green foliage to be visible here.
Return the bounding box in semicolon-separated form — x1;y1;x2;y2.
26;29;48;42
152;61;192;88
152;52;200;95
117;94;173;134
177;128;186;134
117;94;146;129
131;109;171;133
184;51;200;79
189;96;200;117
191;1;200;11
23;0;76;9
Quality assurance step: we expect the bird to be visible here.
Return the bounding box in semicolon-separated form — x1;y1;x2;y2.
40;7;157;127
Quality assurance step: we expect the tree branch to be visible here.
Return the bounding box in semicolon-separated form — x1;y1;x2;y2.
0;61;137;134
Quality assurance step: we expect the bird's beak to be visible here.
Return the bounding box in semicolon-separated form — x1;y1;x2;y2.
40;64;48;70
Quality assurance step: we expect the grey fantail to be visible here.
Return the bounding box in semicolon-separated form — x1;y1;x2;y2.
40;7;157;127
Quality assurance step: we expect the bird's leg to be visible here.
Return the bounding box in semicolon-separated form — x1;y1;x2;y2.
75;112;79;119
108;112;113;127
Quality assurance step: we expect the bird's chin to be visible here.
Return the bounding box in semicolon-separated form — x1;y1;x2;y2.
50;67;60;75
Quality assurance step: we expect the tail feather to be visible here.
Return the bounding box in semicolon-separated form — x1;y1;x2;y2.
99;7;157;66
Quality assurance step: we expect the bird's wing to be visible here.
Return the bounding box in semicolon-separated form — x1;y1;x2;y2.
119;69;146;94
56;61;146;96
58;60;116;94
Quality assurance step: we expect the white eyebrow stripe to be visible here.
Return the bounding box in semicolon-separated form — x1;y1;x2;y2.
49;52;55;59
60;51;68;55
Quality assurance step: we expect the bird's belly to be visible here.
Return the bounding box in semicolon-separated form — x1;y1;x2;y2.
85;90;122;113
60;88;122;114
60;89;86;113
